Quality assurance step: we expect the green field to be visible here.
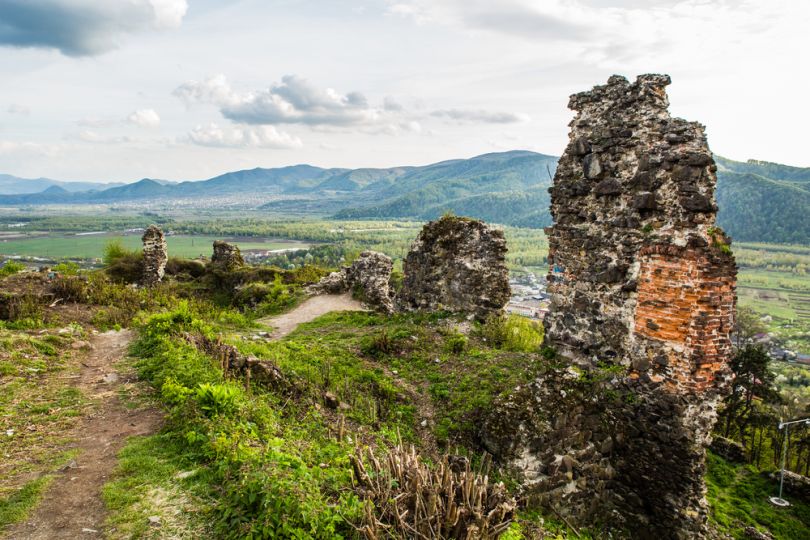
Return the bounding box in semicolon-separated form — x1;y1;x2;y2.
0;233;309;260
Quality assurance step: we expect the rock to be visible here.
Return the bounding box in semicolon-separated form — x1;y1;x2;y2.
344;251;395;313
744;527;774;540
632;192;657;210
681;193;714;213
211;240;244;269
71;340;92;350
323;391;340;409
102;373;119;384
309;251;395;313
594;178;622;196
148;515;161;526
709;436;746;463
141;225;167;286
582;154;603;179
400;215;510;320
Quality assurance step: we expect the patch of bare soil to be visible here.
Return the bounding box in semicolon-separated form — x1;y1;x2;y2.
4;330;162;540
258;293;366;339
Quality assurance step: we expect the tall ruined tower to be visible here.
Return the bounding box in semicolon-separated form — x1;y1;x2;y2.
544;74;737;536
483;74;736;539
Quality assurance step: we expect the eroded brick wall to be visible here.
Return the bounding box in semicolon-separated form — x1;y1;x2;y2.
633;242;736;393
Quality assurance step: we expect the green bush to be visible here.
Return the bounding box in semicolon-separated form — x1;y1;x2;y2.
165;257;206;279
0;261;25;277
445;333;468;354
52;262;80;275
233;275;299;315
102;240;129;265
103;240;144;283
195;383;240;417
481;314;544;352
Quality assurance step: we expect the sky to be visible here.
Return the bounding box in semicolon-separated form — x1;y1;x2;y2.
0;0;807;182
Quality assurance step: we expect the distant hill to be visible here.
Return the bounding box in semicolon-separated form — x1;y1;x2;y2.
0;174;124;195
0;151;807;243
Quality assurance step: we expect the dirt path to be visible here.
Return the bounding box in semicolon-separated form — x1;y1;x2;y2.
258;293;366;339
5;330;162;540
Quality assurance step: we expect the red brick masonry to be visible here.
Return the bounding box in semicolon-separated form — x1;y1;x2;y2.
634;240;737;393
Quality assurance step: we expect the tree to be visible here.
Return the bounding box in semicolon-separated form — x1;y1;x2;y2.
720;345;781;439
733;305;768;349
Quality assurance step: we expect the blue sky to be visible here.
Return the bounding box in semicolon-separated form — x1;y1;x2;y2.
0;0;807;181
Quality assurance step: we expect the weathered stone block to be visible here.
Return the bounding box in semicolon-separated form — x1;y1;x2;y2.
141;225;167;286
400;215;510;320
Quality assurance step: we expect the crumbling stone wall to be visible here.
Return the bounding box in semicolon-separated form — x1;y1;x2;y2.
400;215;510;320
310;251;395;313
484;75;736;538
141;225;167;286
211;240;245;269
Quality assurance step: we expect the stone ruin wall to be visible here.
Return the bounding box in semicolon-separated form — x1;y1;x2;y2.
310;216;510;319
211;240;245;269
481;74;736;539
400;216;510;320
141;225;168;286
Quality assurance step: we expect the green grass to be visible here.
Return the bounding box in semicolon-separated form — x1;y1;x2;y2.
103;435;213;539
706;452;810;539
0;328;89;496
0;477;52;530
0;233;309;259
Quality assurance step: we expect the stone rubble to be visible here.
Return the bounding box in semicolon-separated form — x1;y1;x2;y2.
399;215;510;320
141;225;167;286
310;251;395;313
483;74;737;538
211;240;245;269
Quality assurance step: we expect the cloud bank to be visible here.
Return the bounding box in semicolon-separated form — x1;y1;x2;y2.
0;0;188;56
188;123;303;149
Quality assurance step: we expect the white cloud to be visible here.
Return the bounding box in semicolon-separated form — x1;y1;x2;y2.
72;130;133;144
127;108;161;128
175;74;380;127
431;109;528;124
0;140;63;157
0;0;188;57
7;104;30;115
187;123;303;149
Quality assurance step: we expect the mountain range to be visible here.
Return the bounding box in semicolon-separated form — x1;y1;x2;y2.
1;151;808;244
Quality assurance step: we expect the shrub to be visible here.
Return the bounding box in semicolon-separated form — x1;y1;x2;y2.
195;382;240;417
103;240;144;283
165;257;206;279
351;442;516;539
445;333;468;354
481;314;544;353
102;240;129;265
0;261;26;277
51;262;80;275
233;275;299;315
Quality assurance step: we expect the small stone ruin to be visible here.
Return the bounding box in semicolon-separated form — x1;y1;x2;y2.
310;251;396;313
483;75;737;538
211;240;245;269
141;225;167;286
400;215;510;320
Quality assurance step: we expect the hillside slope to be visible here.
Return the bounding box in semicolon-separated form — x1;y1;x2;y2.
0;151;807;243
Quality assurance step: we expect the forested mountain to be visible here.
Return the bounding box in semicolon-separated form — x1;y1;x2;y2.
0;152;807;243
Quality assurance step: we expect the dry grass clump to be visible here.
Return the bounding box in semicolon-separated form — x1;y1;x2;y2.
350;441;516;539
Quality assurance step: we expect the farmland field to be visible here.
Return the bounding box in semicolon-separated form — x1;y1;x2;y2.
0;214;807;351
0;232;310;259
